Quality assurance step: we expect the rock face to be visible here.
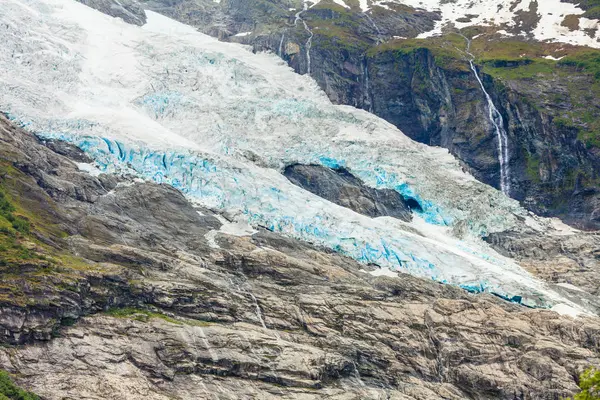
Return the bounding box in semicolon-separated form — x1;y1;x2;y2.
76;0;146;25
364;47;600;230
124;0;600;230
1;112;600;399
284;164;415;221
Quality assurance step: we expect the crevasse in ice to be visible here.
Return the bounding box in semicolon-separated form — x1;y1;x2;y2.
0;0;583;312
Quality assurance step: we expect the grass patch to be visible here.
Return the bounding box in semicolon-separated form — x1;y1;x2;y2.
0;190;29;235
559;50;600;80
0;161;107;307
306;3;369;52
366;34;469;71
105;307;213;327
481;59;555;80
525;154;541;182
0;370;39;400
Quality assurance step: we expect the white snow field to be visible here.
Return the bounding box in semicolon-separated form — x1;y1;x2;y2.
0;0;587;314
383;0;600;48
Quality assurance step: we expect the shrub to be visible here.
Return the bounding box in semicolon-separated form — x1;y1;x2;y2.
0;370;40;400
566;367;600;400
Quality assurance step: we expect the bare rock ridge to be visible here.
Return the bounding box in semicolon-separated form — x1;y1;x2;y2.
76;0;147;25
284;163;416;222
1;107;600;398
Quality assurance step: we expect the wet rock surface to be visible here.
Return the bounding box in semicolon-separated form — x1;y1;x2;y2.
76;0;146;25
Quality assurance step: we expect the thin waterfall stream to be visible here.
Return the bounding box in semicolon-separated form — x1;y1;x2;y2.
461;35;511;195
278;33;285;57
294;1;314;75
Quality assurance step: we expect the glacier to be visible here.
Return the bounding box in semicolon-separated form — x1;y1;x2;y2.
0;0;588;314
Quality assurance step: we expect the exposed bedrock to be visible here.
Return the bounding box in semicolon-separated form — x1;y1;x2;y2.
1;112;600;399
284;164;416;221
76;0;147;25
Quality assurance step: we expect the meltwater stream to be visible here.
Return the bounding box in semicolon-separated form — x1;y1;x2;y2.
463;36;511;195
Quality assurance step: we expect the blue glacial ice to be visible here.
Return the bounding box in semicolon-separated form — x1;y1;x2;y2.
0;0;586;313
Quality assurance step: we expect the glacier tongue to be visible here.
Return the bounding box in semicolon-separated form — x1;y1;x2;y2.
0;0;586;314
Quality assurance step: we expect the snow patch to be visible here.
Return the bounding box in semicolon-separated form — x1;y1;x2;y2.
75;162;103;176
362;267;399;278
551;303;584;318
390;0;600;48
556;282;584;293
332;0;349;9
205;214;258;248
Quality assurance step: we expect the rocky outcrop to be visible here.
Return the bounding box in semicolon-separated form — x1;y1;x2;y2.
1;112;600;398
284;164;415;221
76;0;146;25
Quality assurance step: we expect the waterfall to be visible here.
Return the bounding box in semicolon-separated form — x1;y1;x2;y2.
294;1;314;75
278;33;285;57
363;12;383;44
363;58;373;113
462;35;511;195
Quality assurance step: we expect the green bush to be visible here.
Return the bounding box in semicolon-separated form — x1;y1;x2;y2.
0;191;29;235
567;367;600;400
0;370;39;400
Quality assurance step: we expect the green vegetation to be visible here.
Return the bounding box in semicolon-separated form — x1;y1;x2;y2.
560;51;600;80
0;162;105;306
105;307;183;324
0;189;42;268
307;3;369;52
0;370;39;400
105;307;212;327
525;154;541;183
0;166;52;269
482;59;555;80
566;367;600;400
0;190;29;235
471;38;558;80
572;0;600;18
366;34;468;70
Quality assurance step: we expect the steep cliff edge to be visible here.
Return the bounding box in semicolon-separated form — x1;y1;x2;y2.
364;36;600;230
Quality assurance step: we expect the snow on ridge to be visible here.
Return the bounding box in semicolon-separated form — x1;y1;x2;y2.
0;0;589;315
371;0;600;48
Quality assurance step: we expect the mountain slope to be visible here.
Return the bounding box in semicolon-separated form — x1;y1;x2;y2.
1;104;600;400
2;0;596;313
